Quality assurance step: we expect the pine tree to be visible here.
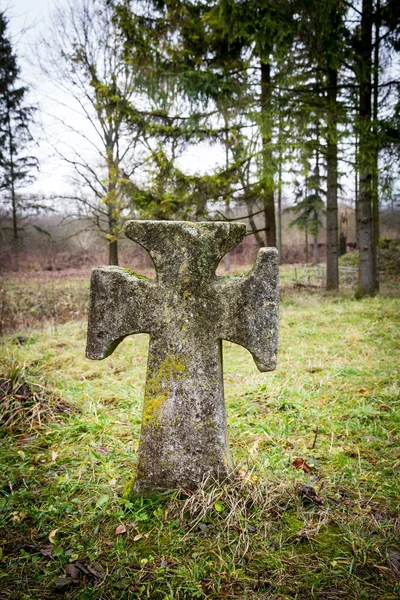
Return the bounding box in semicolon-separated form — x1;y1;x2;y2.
219;0;295;248
284;0;349;289
0;12;38;270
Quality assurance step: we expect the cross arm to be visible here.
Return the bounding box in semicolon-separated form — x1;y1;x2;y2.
215;248;279;372
86;266;156;360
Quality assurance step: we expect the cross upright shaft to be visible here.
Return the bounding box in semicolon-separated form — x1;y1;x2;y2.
86;220;279;494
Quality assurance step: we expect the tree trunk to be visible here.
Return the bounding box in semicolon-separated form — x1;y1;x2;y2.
109;238;119;265
7;109;18;271
246;200;265;247
372;0;380;292
339;232;347;256
355;129;360;250
305;224;309;262
106;136;119;266
356;0;375;298
260;61;276;248
108;202;119;266
11;183;18;272
223;110;231;272
107;183;119;266
277;130;283;263
277;173;282;263
313;234;319;265
326;67;339;290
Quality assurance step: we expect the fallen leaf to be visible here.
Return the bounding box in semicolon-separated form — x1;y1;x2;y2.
115;524;126;535
65;564;81;580
48;529;58;544
73;561;90;575
298;484;323;505
55;577;71;589
133;533;143;542
39;544;53;557
51;451;58;461
91;562;105;579
87;566;101;579
160;558;168;567
388;548;400;580
292;458;312;473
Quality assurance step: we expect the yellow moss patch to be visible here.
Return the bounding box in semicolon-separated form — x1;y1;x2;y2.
142;354;187;426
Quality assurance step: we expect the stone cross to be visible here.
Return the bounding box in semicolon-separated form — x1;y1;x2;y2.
86;220;279;494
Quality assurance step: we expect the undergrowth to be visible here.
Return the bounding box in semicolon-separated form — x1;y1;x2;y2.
0;276;89;335
0;291;399;598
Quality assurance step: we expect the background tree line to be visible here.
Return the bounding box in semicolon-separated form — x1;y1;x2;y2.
1;0;399;297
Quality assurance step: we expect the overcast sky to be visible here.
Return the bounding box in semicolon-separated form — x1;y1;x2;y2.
5;0;79;196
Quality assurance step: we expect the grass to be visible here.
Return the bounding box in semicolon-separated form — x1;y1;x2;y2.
0;277;399;598
1;246;398;335
0;274;89;335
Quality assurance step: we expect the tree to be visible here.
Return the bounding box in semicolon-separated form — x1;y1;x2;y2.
302;0;345;289
353;0;376;297
40;0;149;265
113;0;251;222
0;12;38;270
219;0;295;248
370;0;400;292
287;161;325;265
120;0;295;247
282;0;350;289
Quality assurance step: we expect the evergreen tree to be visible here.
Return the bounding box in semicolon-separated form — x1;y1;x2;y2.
113;0;248;221
287;174;324;265
219;0;295;248
282;0;349;288
0;12;38;270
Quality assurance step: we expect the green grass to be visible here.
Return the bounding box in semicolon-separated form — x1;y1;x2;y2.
0;290;399;599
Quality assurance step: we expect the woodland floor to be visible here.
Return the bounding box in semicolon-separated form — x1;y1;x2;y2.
0;259;399;599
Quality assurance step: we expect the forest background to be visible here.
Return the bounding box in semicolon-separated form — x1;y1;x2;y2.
0;0;399;298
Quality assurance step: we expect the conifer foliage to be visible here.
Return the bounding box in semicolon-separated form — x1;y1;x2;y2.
0;12;38;271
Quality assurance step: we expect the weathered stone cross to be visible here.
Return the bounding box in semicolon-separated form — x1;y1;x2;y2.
86;220;279;494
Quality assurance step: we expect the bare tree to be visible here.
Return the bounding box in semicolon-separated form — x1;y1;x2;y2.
39;0;147;265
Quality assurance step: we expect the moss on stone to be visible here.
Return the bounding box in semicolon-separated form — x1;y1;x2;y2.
142;354;187;426
123;268;148;279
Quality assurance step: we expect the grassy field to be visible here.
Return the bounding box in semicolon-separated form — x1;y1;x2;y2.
0;271;399;598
